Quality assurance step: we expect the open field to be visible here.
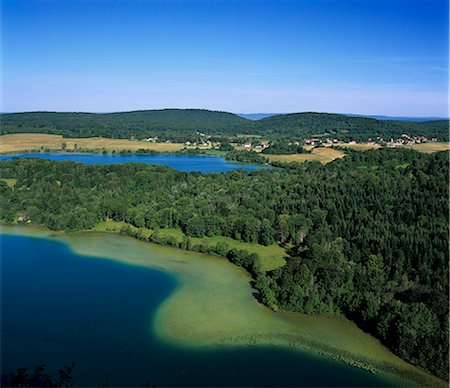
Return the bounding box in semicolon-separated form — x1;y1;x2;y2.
190;235;286;271
0;133;184;153
329;143;381;151
93;220;286;271
1;178;17;188
265;147;346;164
236;134;262;138
325;142;449;153
398;142;450;153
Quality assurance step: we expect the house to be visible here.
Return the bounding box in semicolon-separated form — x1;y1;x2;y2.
304;138;320;145
243;142;252;148
18;213;30;223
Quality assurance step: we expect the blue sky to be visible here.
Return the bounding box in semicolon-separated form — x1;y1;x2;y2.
2;0;448;115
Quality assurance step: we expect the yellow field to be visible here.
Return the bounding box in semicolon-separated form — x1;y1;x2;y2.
0;133;184;153
399;142;450;153
232;145;255;152
326;142;448;153
329;143;381;151
1;178;17;188
265;147;346;164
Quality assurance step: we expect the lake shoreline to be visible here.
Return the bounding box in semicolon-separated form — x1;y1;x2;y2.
1;224;446;388
0;151;271;173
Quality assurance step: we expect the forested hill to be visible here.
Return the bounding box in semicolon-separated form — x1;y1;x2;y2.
1;109;448;142
255;112;449;141
0;109;255;141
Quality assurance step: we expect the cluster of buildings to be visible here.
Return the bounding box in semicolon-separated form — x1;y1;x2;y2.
243;142;269;150
184;140;220;148
303;138;339;146
378;133;438;147
146;132;439;150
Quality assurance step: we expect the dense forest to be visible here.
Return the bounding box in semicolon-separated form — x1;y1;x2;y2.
261;142;310;154
0;110;254;142
0;149;448;380
225;150;268;164
1;110;448;142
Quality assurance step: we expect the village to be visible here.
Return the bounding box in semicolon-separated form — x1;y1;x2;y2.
139;130;441;153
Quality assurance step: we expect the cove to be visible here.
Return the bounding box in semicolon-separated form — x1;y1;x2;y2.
1;227;445;387
0;153;268;173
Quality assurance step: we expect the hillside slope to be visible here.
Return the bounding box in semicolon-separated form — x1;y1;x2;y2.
255;112;449;141
1;110;448;142
0;109;254;141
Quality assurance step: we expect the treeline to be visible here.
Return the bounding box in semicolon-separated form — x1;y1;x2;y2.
120;225;262;278
262;142;310;154
225;150;268;164
1;110;448;142
0;148;448;379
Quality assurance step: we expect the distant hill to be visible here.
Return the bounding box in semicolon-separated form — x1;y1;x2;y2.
0;109;254;141
345;114;449;122
254;112;449;141
1;109;448;142
239;112;449;122
236;113;279;120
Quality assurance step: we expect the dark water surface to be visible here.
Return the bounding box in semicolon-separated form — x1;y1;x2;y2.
1;234;392;387
0;153;267;173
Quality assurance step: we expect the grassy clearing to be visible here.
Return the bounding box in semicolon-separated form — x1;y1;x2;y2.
329;143;381;151
190;235;286;271
265;147;346;164
1;178;17;188
325;142;449;153
92;220;286;271
236;134;262;138
310;133;330;137
399;142;450;153
0;133;184;153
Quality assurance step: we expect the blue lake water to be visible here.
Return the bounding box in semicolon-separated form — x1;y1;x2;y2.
0;153;268;173
0;234;392;387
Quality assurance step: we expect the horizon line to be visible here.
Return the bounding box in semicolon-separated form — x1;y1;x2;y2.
1;109;448;120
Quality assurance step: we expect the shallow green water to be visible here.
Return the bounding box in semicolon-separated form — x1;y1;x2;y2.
0;233;396;387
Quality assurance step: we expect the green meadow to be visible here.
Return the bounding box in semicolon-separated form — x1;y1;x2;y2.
92;220;286;271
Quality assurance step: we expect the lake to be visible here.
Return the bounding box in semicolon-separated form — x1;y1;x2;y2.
0;153;268;173
1;232;397;387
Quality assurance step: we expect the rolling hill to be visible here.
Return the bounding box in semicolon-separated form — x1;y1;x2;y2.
0;109;254;141
1;109;448;142
255;112;449;141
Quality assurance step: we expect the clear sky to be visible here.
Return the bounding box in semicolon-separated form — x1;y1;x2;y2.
2;0;448;116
